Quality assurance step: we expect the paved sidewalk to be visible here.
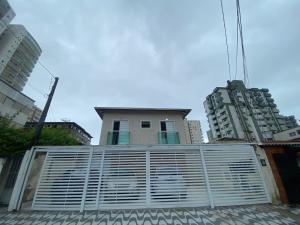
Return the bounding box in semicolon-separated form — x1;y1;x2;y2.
0;205;299;225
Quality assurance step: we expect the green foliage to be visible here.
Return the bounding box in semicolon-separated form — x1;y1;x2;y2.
0;117;81;157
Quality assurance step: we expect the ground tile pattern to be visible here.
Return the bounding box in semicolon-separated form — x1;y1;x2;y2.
0;205;299;225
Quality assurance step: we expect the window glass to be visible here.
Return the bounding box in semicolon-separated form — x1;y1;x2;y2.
141;121;151;128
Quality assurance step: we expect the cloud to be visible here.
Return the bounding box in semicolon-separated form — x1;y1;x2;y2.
9;0;300;143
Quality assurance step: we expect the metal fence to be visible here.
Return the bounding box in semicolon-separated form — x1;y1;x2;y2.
30;144;270;211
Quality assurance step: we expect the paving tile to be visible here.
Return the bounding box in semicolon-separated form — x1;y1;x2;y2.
0;205;299;225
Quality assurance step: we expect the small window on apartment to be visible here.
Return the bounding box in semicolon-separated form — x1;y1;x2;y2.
290;132;296;137
297;130;300;135
141;121;151;128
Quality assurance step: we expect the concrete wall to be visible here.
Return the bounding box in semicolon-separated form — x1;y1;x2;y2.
254;146;281;203
263;146;289;204
21;152;46;209
100;111;188;145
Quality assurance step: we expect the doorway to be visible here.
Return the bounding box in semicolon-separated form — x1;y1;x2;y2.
273;151;300;204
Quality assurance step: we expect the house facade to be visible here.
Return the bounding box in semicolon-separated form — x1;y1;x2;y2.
95;107;191;145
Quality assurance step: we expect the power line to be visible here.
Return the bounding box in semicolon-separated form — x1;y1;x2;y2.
219;0;232;81
236;0;249;86
49;107;56;122
26;83;48;98
234;5;239;80
38;61;56;79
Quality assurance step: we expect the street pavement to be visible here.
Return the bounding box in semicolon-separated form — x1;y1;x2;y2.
0;204;299;225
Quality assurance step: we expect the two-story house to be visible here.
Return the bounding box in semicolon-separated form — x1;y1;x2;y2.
95;107;191;145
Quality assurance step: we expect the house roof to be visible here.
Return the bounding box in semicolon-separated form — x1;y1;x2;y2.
94;107;191;119
258;141;300;148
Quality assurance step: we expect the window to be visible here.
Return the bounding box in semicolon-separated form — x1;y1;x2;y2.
297;130;300;135
289;132;296;137
159;121;179;144
141;121;151;128
108;120;129;145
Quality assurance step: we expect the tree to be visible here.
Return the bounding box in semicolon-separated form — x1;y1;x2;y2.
0;116;81;157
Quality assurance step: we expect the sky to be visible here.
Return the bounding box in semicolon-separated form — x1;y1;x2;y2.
9;0;300;144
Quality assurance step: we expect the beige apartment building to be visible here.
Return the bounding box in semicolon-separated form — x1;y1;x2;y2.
184;119;204;144
95;107;191;145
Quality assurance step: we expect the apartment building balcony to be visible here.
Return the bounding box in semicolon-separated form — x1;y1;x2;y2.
107;131;130;145
158;131;180;144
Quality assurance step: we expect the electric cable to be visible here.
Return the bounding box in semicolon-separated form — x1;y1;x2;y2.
219;0;232;81
236;0;249;86
234;4;239;80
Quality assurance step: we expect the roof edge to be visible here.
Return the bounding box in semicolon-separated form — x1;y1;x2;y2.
94;107;191;119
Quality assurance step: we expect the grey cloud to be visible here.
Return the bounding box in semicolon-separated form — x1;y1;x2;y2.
9;0;300;143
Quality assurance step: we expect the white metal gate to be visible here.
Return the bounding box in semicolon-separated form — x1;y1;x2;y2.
31;144;270;211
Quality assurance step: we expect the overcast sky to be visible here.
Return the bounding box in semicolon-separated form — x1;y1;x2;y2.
9;0;300;144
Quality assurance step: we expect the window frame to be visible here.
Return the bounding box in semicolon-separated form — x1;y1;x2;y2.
141;120;151;129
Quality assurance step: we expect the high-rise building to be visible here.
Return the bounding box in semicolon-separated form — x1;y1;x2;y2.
0;0;15;35
0;24;42;91
204;80;298;142
184;119;204;144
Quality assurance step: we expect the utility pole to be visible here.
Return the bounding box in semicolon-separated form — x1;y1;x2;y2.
29;77;59;148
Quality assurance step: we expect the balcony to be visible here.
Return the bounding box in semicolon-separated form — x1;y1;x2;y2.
158;132;180;144
107;131;130;145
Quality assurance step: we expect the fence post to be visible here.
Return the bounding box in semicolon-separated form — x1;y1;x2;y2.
199;146;214;208
96;149;105;209
80;146;93;212
8;148;36;211
146;151;150;206
31;152;49;209
251;146;271;202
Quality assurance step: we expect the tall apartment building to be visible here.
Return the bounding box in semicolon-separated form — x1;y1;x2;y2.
0;24;42;91
204;80;298;142
95;107;191;145
0;0;15;35
184;119;204;144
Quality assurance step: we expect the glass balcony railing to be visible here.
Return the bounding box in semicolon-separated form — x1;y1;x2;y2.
107;131;130;145
158;132;180;144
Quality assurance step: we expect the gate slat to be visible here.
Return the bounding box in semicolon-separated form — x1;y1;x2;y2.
31;144;270;211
